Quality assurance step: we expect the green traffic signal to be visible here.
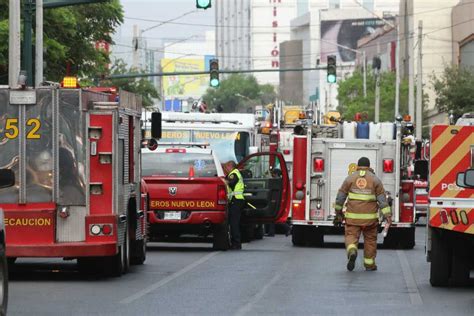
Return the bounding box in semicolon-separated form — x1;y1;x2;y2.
210;78;220;87
209;58;219;87
196;0;211;9
327;74;336;84
327;55;337;83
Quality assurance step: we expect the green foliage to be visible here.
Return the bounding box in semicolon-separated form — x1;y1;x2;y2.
337;70;410;122
202;74;276;112
0;0;123;83
431;64;474;118
99;59;160;109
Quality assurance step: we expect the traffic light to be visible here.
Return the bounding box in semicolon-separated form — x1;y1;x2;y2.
209;59;219;87
327;55;337;83
196;0;211;9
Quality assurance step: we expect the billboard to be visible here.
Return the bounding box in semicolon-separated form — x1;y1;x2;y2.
320;18;395;63
161;59;208;98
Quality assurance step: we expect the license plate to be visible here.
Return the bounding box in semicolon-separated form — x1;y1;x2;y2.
164;211;181;220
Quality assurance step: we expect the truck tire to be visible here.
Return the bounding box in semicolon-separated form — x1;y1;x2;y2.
130;238;147;265
213;222;230;250
291;226;305;246
0;254;8;316
451;246;470;286
241;224;255;243
400;227;416;249
430;229;451;287
382;228;398;249
307;227;324;247
254;224;264;240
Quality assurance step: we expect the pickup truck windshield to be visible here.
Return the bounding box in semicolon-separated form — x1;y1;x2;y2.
142;152;218;177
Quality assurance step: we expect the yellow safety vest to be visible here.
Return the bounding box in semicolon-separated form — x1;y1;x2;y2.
228;169;245;200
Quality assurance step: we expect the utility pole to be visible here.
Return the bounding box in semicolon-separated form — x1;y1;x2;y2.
395;22;400;117
416;20;423;139
362;51;367;98
36;0;44;87
374;44;381;123
9;0;21;88
132;25;140;70
408;14;415;120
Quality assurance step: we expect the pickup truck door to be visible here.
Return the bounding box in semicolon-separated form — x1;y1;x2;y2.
236;152;290;224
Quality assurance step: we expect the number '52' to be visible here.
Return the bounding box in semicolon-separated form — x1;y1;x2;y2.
3;118;41;139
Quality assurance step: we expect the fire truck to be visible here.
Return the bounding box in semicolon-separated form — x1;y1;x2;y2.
0;86;147;276
290;116;417;248
427;113;474;286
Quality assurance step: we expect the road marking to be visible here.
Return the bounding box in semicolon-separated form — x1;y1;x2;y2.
234;262;289;316
120;251;219;304
397;250;423;305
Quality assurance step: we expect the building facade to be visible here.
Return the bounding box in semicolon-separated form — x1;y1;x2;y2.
284;0;399;111
215;0;298;86
452;0;474;68
399;0;459;124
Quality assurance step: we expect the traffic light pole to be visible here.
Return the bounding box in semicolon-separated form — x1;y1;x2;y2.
106;66;327;80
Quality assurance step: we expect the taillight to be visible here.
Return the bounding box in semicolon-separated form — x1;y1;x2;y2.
166;148;186;153
383;159;394;173
218;185;227;205
283;149;291;155
313;158;324;172
440;209;448;224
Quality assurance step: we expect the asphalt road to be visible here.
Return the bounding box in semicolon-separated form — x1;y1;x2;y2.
8;226;473;316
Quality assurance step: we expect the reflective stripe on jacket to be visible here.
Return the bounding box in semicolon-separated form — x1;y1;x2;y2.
228;168;245;200
335;167;391;226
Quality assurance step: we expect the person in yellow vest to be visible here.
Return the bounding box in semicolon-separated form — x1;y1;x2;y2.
223;161;246;250
334;157;392;271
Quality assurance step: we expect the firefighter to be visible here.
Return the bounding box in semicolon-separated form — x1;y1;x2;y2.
333;157;392;271
223;161;245;250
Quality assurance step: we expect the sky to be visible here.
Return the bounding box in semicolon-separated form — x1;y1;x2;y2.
113;0;215;64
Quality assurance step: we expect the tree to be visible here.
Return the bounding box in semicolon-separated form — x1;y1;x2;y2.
337;70;410;122
0;0;123;84
432;64;474;118
98;59;160;109
202;74;276;113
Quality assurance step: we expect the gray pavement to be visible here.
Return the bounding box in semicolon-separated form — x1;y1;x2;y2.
8;227;474;316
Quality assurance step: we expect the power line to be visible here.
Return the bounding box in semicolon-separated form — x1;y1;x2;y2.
123;3;473;30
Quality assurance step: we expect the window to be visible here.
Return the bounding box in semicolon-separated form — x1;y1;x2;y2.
460;40;474;68
240;154;283;179
329;0;340;9
142;152;218;178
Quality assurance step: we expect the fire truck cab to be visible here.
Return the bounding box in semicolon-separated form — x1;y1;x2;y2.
0;87;147;276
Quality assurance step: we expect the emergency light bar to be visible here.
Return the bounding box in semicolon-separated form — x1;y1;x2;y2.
156;142;211;148
162;117;240;125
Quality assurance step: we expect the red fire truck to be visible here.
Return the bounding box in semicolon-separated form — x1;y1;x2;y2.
290;117;418;248
0;86;147;276
427;114;474;286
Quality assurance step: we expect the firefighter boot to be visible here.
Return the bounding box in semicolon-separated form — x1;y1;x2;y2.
346;247;357;271
365;265;378;271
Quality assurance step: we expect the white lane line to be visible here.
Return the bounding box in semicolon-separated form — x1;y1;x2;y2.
397;250;423;305
234;262;289;316
120;251;219;304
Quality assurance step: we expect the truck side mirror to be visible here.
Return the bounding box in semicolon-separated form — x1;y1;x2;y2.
151;112;162;139
456;172;466;188
0;169;15;189
464;169;474;187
